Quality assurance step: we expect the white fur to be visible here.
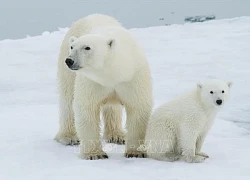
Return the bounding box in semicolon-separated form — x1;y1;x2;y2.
55;14;153;160
144;80;232;163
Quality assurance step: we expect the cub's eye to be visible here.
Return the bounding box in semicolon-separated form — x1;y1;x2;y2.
222;90;225;93
85;47;91;50
70;46;73;50
210;91;214;94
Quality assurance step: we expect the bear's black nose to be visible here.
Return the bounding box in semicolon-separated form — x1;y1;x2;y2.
216;99;222;105
65;58;74;67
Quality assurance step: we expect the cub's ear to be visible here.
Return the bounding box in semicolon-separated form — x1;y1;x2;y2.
107;39;114;48
69;36;77;44
197;83;203;89
227;81;233;88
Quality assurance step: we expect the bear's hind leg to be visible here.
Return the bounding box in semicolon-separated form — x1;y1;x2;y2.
151;152;180;162
55;62;79;145
146;129;178;161
103;104;125;144
54;99;79;145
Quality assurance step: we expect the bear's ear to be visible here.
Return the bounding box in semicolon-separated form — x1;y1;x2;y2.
69;36;77;44
227;81;233;88
197;83;203;89
107;39;114;48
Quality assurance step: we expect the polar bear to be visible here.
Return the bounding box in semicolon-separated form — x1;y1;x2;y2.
54;14;153;160
143;80;232;163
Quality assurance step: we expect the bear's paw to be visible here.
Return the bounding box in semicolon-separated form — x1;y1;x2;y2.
54;134;80;145
125;150;147;158
104;131;126;145
79;151;109;160
196;152;209;158
183;155;206;163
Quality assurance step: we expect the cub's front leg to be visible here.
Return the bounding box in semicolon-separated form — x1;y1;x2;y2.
180;126;206;163
196;130;210;158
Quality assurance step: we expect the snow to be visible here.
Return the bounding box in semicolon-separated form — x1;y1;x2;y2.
1;17;250;180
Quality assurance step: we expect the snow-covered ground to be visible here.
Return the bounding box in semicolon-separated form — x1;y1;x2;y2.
1;17;250;180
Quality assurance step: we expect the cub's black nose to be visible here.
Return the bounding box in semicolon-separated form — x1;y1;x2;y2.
65;58;74;67
216;99;222;105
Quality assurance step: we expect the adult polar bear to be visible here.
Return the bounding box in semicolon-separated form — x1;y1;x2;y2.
55;14;153;160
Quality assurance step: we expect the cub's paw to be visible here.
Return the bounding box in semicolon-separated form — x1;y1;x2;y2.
54;134;79;145
196;152;209;158
165;152;180;162
125;150;147;158
79;151;109;160
104;132;125;145
183;155;206;163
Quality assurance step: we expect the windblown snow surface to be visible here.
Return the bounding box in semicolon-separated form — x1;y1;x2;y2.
0;17;250;180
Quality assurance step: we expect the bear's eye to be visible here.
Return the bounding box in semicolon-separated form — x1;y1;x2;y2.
210;91;214;94
70;46;73;50
85;47;91;50
222;90;225;93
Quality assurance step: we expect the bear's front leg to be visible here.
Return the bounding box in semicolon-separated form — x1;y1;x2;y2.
180;127;206;163
196;132;209;158
74;104;108;160
73;76;110;160
124;104;151;158
117;68;153;158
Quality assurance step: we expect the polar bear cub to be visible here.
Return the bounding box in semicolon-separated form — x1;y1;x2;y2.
55;14;152;160
144;80;232;163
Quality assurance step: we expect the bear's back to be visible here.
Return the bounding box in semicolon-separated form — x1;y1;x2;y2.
151;90;203;125
70;14;122;38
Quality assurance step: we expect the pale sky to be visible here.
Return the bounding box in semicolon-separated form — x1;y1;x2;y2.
1;0;250;40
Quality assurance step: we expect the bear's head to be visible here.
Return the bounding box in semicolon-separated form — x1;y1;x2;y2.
65;35;114;72
197;80;232;108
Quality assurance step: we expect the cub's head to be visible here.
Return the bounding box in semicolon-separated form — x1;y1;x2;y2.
197;80;232;108
65;35;114;72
